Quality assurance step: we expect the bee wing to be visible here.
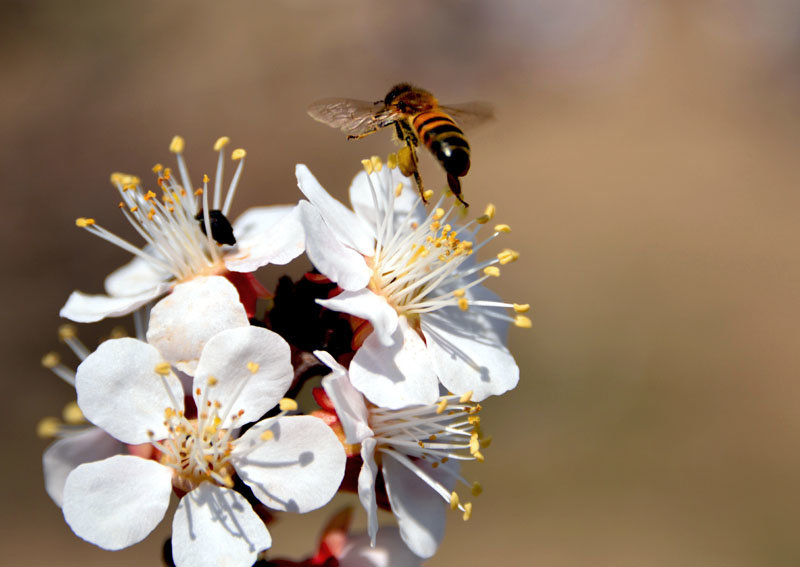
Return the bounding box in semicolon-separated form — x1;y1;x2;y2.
439;101;495;130
307;98;398;136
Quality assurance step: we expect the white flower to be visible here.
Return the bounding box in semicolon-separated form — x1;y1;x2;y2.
62;326;346;567
316;351;486;559
296;157;528;408
61;136;305;323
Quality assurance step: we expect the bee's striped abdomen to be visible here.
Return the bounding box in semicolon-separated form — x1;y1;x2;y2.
412;111;471;177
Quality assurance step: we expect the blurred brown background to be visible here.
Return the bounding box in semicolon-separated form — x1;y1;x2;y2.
3;0;800;565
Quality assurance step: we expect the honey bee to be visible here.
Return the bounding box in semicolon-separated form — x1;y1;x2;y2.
307;83;493;207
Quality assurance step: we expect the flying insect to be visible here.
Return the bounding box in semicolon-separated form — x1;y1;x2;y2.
307;83;493;207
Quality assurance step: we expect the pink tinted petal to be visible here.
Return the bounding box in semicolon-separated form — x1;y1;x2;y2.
382;454;457;559
297;200;371;291
421;313;519;402
43;428;125;507
171;483;271;567
318;351;373;444
358;438;379;547
349;317;439;409
104;255;171;297
225;205;305;272
62;455;172;550
232;415;346;513
295;164;374;254
193;327;293;428
147;276;249;375
75;338;184;444
60;285;168;323
317;288;398;347
340;528;424;567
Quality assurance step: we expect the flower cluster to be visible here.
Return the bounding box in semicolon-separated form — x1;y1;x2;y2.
39;136;528;566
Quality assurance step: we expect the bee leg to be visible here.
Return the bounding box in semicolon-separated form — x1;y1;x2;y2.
447;173;469;207
346;128;380;140
397;143;427;203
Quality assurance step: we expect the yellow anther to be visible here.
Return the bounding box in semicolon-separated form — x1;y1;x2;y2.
514;315;532;328
62;401;85;424
387;153;398;169
474;451;485;462
436;399;448;414
207;376;218;387
75;218;95;228
58;324;77;341
129;206;138;213
154;362;172;376
110;172;124;185
458;298;469;311
214;136;231;151
450;491;460;510
144;190;156;201
428;434;437;441
169;135;185;153
494;223;511;233
462;502;473;521
147;208;156;220
459;391;473;403
152;163;164;173
109;326;128;339
482;203;496;222
370;155;383;172
118;202;125;208
231;148;246;160
194;188;204;196
453;289;466;298
361;159;373;175
246;361;260;374
202;173;210;184
483;266;501;277
433;208;445;221
497;249;520;265
471;481;483;496
395;182;404;197
513;303;530;313
481;435;493;448
260;429;275;442
418;440;425;448
279;398;298;412
469;436;481;454
432;462;439;468
37;417;61;439
423;189;434;201
41;352;60;368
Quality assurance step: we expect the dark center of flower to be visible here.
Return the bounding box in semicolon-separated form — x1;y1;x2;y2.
195;209;237;245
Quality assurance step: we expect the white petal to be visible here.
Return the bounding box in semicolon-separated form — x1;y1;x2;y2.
318;351;373;444
349;168;425;232
349;317;439;409
296;164;374;255
62;455;172;550
43;428;125;507
465;283;511;343
147;276;249;375
60;285;168;323
317;288;398;347
76;338;184;444
358;438;380;547
340;528;423;567
225;205;306;272
193;327;293;428
171;483;271;567
421;312;519;402
297;200;371;291
232;415;346;513
104;255;171;297
382;454;457;559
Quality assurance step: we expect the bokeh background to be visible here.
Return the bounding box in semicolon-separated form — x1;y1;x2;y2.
3;1;800;565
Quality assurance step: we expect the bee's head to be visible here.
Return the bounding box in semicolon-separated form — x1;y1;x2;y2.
384;83;415;106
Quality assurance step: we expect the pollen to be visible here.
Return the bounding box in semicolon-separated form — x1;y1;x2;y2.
203;174;210;183
361;159;373;175
471;481;483;496
41;352;60;368
154;362;172;376
58;324;77;341
458;297;469;311
514;315;532;328
370;155;383;172
387;153;398;169
453;288;466;298
483;266;500;277
434;208;445;220
214;136;230;151
260;429;274;442
109;326;127;339
231;148;246;160
246;361;260;374
436;399;448;414
169;135;185;154
462;502;473;521
423;189;434;201
450;491;460;510
37;417;61;439
497;249;520;265
75;218;95;228
395;182;404;197
494;223;511;233
513;303;530;313
62;401;84;424
459;391;474;403
279;398;298;412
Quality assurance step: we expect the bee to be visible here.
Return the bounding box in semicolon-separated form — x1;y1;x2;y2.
307;83;493;207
